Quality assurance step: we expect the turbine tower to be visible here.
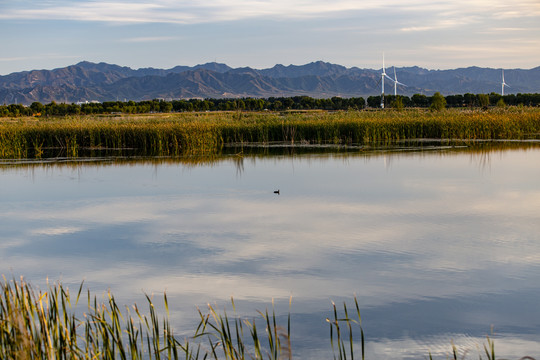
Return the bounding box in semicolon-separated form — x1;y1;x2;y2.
501;69;510;96
393;66;406;96
380;53;386;108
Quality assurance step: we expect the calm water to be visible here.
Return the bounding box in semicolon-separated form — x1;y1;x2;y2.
1;143;540;359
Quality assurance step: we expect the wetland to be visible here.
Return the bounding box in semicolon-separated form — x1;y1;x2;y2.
1;139;540;358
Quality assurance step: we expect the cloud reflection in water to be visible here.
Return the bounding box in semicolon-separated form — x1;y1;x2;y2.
1;147;540;358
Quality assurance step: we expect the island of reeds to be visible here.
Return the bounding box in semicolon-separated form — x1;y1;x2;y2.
1;277;534;360
1;107;540;159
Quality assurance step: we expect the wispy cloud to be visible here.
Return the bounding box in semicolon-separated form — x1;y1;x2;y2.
491;0;540;19
400;26;435;32
0;1;539;75
1;0;538;25
122;36;182;43
30;226;84;236
0;56;39;62
400;16;481;32
0;2;193;24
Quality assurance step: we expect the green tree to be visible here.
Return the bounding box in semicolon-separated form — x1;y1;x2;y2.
464;93;477;107
236;99;246;110
445;95;464;107
30;102;44;115
348;97;365;110
282;98;294;109
272;100;283;111
489;92;501;106
411;94;429;107
331;96;343;110
68;104;81;115
478;94;489;109
367;96;381;108
299;96;314;109
429;92;446;111
391;96;404;111
159;101;173;113
7;104;25;116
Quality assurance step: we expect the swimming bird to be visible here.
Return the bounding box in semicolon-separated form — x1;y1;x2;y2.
274;190;280;195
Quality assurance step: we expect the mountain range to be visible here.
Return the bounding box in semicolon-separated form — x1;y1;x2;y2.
1;61;539;105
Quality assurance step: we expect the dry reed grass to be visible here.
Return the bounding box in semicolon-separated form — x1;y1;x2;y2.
1;108;539;159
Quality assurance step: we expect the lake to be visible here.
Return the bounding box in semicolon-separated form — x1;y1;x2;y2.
1;142;539;359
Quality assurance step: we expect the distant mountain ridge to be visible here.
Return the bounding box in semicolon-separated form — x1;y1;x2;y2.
1;61;539;105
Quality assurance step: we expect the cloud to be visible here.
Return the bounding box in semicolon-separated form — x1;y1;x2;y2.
400;26;436;32
366;335;540;360
121;36;182;43
5;165;540;305
399;16;480;32
29;226;84;236
1;0;538;25
0;2;190;24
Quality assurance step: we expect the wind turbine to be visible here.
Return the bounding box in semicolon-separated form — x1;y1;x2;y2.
392;66;407;96
501;69;510;96
380;53;394;108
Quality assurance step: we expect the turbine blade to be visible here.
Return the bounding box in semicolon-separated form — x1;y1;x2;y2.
384;74;395;82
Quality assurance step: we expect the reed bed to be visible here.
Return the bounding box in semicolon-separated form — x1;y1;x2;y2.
1;108;540;158
0;277;301;360
1;278;535;360
0;277;183;359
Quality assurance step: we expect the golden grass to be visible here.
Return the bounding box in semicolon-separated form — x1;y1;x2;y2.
1;107;539;159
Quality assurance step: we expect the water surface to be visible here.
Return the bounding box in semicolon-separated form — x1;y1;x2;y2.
1;143;540;359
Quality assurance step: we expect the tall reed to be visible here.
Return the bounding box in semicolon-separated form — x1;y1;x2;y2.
326;298;364;360
191;297;291;360
1;108;540;159
0;277;536;359
0;277;182;359
0;277;293;360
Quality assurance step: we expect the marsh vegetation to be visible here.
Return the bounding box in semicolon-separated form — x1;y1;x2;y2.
1;107;539;159
1;278;529;360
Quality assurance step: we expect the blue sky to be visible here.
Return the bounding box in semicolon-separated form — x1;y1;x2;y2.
1;0;539;75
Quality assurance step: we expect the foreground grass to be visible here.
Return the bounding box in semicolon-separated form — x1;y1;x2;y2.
1;107;540;158
0;278;535;360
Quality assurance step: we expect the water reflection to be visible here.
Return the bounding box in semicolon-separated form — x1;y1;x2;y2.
1;142;540;359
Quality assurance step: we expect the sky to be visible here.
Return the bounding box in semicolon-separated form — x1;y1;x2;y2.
1;0;539;75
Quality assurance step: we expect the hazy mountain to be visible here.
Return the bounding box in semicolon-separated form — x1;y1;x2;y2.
258;61;350;78
1;61;539;105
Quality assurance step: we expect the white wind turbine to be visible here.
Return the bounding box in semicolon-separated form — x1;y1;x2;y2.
392;66;407;96
501;69;510;96
380;53;394;108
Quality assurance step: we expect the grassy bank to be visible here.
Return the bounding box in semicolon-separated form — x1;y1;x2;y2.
0;278;527;360
1;108;540;158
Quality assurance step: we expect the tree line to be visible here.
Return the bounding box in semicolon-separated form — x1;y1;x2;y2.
1;93;539;117
371;92;540;109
